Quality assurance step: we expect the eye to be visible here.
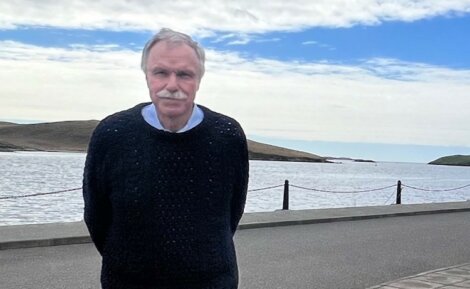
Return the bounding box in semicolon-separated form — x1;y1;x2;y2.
152;69;168;77
176;71;194;79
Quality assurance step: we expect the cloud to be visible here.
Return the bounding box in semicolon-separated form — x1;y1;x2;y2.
227;35;252;45
68;43;121;51
211;34;238;43
1;41;469;148
255;38;281;43
302;41;318;45
211;33;280;46
1;1;470;34
199;52;470;147
0;41;144;120
362;58;470;82
302;40;336;50
210;33;251;45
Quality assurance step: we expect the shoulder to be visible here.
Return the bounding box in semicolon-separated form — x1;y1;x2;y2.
93;103;147;135
88;103;148;148
198;105;248;159
198;105;246;141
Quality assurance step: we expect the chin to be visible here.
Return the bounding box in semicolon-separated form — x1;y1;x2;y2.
159;107;189;118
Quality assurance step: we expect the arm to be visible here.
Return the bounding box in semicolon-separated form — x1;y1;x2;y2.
82;125;112;255
230;130;249;235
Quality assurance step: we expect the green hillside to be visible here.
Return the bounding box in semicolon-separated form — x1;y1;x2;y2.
0;120;327;162
429;155;470;166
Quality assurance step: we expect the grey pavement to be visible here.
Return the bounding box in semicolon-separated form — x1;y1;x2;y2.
1;202;470;288
2;201;470;250
368;263;470;289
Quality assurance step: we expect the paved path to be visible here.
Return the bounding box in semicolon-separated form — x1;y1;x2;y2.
368;263;470;289
1;211;470;289
3;201;470;250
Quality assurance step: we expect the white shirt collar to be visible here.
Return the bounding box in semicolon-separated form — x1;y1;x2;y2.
141;103;204;133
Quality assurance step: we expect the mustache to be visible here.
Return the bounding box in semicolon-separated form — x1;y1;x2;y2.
156;89;188;100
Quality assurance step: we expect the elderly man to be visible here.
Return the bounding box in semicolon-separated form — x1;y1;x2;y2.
83;28;249;289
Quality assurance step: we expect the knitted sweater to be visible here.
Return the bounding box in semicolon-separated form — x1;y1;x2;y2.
83;103;249;289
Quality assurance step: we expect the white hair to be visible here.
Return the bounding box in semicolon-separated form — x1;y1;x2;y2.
141;28;205;79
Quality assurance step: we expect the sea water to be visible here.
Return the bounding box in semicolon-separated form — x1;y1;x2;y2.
1;151;469;225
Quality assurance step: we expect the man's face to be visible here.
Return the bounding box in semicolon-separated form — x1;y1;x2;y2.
145;41;201;122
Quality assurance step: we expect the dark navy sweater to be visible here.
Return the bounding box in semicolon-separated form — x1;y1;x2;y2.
83;103;249;289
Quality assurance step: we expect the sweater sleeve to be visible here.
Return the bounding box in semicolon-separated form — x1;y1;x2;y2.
82;124;112;255
230;129;249;234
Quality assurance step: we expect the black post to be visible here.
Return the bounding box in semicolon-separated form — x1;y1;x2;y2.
396;180;402;205
283;180;289;210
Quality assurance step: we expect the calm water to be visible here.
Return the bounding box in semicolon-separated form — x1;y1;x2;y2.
1;151;470;225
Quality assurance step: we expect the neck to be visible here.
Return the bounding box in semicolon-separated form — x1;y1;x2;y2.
159;117;186;132
157;109;193;133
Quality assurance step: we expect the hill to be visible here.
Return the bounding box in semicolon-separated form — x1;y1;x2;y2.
247;139;324;162
0;121;100;152
429;155;470;167
0;121;18;127
0;120;327;162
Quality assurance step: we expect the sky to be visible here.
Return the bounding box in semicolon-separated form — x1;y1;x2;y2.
1;0;470;163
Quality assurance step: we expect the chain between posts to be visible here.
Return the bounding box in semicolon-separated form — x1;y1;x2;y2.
1;181;470;211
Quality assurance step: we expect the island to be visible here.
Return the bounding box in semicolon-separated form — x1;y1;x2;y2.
326;157;375;163
0;120;328;163
429;155;470;167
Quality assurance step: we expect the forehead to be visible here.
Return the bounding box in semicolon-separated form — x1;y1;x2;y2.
147;41;199;70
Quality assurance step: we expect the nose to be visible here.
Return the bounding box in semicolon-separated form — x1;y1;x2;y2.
165;73;178;92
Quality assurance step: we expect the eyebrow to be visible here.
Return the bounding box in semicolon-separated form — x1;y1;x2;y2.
150;67;196;75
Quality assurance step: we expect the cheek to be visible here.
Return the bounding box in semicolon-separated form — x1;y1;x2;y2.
147;80;164;92
185;82;199;95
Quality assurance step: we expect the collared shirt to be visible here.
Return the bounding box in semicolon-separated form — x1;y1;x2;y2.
141;103;204;133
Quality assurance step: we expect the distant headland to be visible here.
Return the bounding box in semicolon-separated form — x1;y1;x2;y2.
0;120;328;163
429;155;470;167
